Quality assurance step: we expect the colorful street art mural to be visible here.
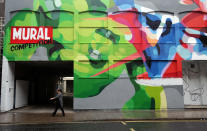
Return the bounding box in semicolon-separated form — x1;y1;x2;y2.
3;0;207;109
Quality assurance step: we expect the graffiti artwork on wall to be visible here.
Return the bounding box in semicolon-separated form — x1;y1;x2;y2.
3;0;207;109
182;61;207;105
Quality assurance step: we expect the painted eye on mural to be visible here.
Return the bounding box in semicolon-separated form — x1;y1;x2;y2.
95;28;120;44
88;48;102;60
145;14;161;30
88;44;106;68
161;18;172;37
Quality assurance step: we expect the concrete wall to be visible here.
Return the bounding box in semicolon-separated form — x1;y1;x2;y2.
15;80;29;108
0;0;5;109
183;61;207;106
1;57;15;112
199;62;207;105
0;0;5;17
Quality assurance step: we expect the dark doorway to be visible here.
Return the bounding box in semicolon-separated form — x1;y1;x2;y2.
14;61;74;109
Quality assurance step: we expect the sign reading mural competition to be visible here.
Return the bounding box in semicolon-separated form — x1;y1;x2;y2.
9;26;53;51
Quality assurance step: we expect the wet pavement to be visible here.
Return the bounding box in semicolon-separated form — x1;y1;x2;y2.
1;121;207;131
1;106;207;124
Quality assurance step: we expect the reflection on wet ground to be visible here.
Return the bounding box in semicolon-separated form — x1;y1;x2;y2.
1;106;207;124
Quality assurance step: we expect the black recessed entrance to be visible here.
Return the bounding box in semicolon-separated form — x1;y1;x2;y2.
14;61;74;109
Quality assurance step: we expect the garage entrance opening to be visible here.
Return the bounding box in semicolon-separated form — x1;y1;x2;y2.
14;61;73;109
182;60;207;108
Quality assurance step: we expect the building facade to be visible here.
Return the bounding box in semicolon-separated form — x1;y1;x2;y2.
1;0;207;111
0;0;5;109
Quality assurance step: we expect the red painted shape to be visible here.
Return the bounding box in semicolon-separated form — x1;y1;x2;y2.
163;53;184;78
137;72;151;79
182;9;207;32
108;9;149;54
180;39;188;49
194;0;207;13
163;61;178;78
181;0;194;4
91;52;141;77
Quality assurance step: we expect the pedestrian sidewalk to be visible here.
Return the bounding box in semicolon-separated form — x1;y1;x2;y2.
0;106;207;124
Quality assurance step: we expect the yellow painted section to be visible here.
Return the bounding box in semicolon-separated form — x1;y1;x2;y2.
160;90;167;109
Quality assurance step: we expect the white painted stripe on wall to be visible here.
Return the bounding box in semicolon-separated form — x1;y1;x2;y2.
135;78;183;86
